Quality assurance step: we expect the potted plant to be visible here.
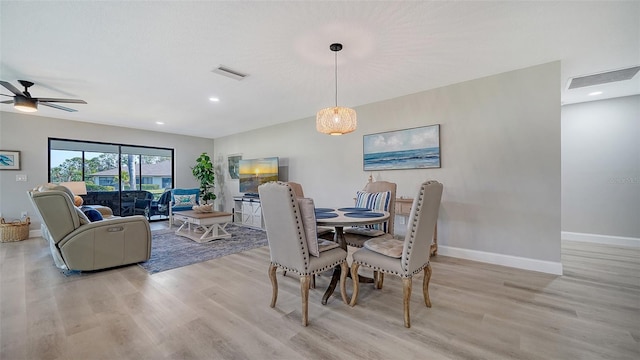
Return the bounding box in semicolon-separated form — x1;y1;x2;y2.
192;152;217;204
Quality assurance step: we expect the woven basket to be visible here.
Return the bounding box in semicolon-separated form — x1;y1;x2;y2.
0;217;30;242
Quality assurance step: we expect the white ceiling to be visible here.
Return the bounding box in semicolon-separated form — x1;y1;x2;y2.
1;1;638;139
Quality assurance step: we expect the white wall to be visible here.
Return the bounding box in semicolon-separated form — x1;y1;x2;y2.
561;95;640;245
214;62;562;274
0;112;213;229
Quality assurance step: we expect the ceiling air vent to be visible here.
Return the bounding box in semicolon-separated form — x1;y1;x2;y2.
567;66;640;89
212;65;249;81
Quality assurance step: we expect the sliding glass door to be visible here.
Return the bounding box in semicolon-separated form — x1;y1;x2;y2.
49;138;174;220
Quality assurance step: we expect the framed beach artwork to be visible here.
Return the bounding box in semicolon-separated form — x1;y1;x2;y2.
0;150;21;170
363;125;440;171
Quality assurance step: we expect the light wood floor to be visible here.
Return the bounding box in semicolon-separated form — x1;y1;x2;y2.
1;224;638;359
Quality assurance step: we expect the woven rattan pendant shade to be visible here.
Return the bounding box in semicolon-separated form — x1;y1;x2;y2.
316;43;357;136
316;106;357;135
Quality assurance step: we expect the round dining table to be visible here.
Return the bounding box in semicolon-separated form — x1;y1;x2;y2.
315;207;390;305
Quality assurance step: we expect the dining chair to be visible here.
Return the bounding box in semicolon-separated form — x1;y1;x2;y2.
349;180;443;328
344;180;397;248
258;181;349;326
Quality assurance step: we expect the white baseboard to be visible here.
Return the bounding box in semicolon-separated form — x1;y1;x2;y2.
28;229;42;239
561;232;640;247
437;246;563;275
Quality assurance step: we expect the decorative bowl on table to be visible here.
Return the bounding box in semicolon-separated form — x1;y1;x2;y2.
192;204;214;213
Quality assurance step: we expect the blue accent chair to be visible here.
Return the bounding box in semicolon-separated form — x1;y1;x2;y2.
169;188;200;226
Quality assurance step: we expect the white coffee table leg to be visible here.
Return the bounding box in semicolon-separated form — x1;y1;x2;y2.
176;221;188;234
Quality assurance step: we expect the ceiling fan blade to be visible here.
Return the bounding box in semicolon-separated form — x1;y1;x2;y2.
0;81;23;96
36;98;87;104
1;100;14;104
40;102;78;112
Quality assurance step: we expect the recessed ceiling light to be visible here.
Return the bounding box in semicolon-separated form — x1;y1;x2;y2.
209;97;220;102
156;121;164;125
588;91;603;96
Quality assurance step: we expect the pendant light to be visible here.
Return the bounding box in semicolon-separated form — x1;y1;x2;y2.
316;43;357;135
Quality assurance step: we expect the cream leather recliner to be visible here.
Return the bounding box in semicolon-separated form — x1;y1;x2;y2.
28;186;152;271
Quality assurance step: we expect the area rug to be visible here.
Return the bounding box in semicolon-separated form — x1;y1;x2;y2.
139;223;268;274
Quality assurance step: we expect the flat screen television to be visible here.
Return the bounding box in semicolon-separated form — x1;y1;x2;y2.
239;157;279;196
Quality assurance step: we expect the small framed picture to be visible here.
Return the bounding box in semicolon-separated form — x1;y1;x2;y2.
228;154;242;179
0;150;20;170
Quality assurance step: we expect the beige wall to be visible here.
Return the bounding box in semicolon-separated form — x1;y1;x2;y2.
0;112;213;229
215;62;562;274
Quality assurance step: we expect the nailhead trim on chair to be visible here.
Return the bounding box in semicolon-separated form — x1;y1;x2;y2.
284;182;311;271
351;260;429;278
402;186;425;271
271;259;346;276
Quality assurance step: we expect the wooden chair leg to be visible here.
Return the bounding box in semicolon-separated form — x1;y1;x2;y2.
339;262;349;304
375;272;384;289
300;275;310;326
284;270;314;289
402;277;412;328
349;263;360;306
423;263;432;308
269;264;278;308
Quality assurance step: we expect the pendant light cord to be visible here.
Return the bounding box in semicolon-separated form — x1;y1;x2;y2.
334;49;338;107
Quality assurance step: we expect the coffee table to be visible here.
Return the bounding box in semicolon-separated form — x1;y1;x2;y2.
173;210;233;243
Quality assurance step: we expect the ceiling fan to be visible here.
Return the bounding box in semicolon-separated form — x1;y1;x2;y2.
1;80;87;112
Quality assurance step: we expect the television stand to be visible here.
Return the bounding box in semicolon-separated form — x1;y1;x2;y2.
233;196;263;229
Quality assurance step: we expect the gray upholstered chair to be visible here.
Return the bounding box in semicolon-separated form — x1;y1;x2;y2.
258;181;349;326
344;180;397;248
28;185;152;271
349;180;443;328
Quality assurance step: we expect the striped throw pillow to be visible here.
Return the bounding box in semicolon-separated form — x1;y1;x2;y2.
355;191;391;232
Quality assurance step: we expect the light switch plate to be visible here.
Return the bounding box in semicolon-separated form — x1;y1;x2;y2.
16;174;27;182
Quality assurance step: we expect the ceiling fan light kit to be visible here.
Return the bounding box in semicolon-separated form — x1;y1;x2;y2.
316;43;357;136
13;96;37;112
1;80;87;113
